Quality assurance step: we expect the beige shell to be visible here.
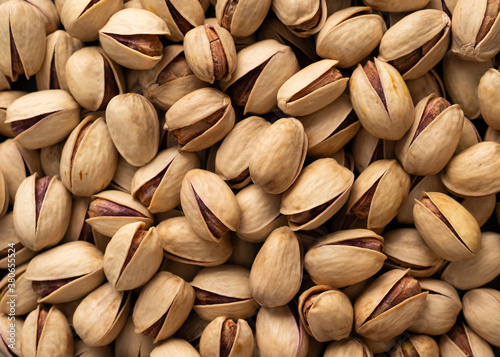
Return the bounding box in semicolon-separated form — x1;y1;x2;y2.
439;322;494;357
363;0;430;11
157;216;233;266
36;30;84;91
22;305;74;357
396;94;464;175
349;58;414;140
352;128;396;174
478;68;500;130
0;264;38;316
441;231;500;290
215;116;270;189
173;311;210;346
304;229;386;288
0;91;27;137
13;174;72;251
61;0;123;42
6;90;80;150
0;314;24;357
271;0;326;36
362;337;397;355
0;72;10;91
219;39;299;115
324;337;373;357
406;69;446;105
249;226;302;308
0;170;7;219
461;194;496;227
62;196;90;244
115;316;154;357
73;340;113;357
133;271;195;343
141;0;204;42
0;213;36;269
456;117;481;154
150;339;201;357
229;236;261;270
426;0;458;14
249;117;307;194
235;184;286;243
378;9;450;80
191;265;258;321
354;269;428;341
110;156;137;193
199;316;254;357
216;0;271;38
73;282;131;346
316;7;386;68
463;288;500;347
40;142;64;178
391;335;439;357
99;9;170;70
485;125;500;143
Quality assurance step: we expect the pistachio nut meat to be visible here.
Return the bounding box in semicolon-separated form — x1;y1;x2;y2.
271;0;327;37
219;39;299;115
405;69;446;105
439;321;495;357
22;305;74;357
133;271;195;343
199;316;254;357
478;67;500;130
191;265;258;321
0;264;38;316
165;88;235;152
363;0;430;12
0;313;24;357
0;213;36;269
462;288;500;347
304;229;385;288
115;316;154;357
324;337;373;357
0;90;26;138
391;334;439;357
354;269;428;341
150;338;201;357
216;0;271;38
99;8;170;70
280;158;354;231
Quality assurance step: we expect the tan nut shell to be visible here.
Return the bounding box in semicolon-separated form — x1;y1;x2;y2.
304;229;386;288
0;170;8;218
249;117;307;194
158;216;232;266
461;194;496;227
439;322;494;357
216;0;272;38
133;271;195;343
249;226;302;308
0;213;36;269
363;0;430;12
73;340;113;357
0;264;38;316
463;288;500;347
478;68;500;129
115;317;154;357
200;317;254;357
324;337;373;357
354;269;428;341
316;7;386;68
406;69;446;105
391;335;439;357
352;128;396;174
350;58;414;140
271;0;325;31
0;314;24;357
73;282;131;346
0;91;26;138
150;339;201;357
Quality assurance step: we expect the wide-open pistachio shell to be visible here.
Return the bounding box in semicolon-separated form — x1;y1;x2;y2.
0;91;27;137
364;0;430;11
0;314;24;357
0;213;36;269
324;337;373;357
115;316;154;357
150;338;201;357
200;316;254;357
216;0;271;38
439;322;495;357
441;231;500;289
463;288;500;347
0;264;38;316
406;69;446;105
478;68;500;129
305;229;385;288
316;7;385;68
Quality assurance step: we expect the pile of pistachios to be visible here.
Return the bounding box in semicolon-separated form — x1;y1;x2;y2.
1;0;500;356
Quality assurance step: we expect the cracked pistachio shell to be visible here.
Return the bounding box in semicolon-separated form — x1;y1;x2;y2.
151;339;201;357
0;0;45;82
216;0;271;38
452;0;500;62
235;184;287;243
383;228;444;278
281;158;354;231
396;94;464;176
277;60;348;116
249;117;307;194
13;174;72;251
158;216;232;266
200;316;254;357
441;231;500;290
110;156;137;193
133;271;195;343
191;265;258;321
184;24;237;84
165;88;235;152
426;0;458;14
413;192;481;261
324;337;373;357
86;190;154;237
442;141;500;196
350;58;414;140
0;213;36;269
391;335;439;357
406;69;446;105
463;288;500;347
456;117;482;154
62;196;91;243
256;304;309;357
115;316;154;357
443;50;492;119
40;143;63;180
104;222;162;291
141;0;204;42
439;322;494;357
99;9;169;70
106;94;159;167
24;241;104;304
66;46;126;111
131;147;200;213
216;116;270;189
352;127;396;174
479;68;500;129
181;169;240;242
73;340;113;357
316;7;385;68
0;170;7;218
409;279;461;335
0;314;23;357
364;0;430;11
22;305;73;357
6;90;80;150
460;194;496;227
74;282;131;346
304;229;385;288
249;227;302;308
0;264;38;316
298;285;353;342
60;116;118;197
139;45;208;111
61;0;122;42
347;160;410;230
271;0;327;37
300;94;360;158
36;30;84;91
378;9;450;80
354;269;428;341
220;39;299;115
0;91;27;137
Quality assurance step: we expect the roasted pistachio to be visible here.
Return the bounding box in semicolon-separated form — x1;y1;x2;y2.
364;0;430;12
478;67;500;129
0;213;36;269
0;264;38;316
0;90;26;137
200;316;254;357
439;321;495;357
391;334;439;357
150;338;201;357
406;69;446;105
216;0;271;38
0;314;24;357
463;288;500;347
271;0;327;37
352;128;396;174
456;117;482;154
458;194;496;227
115;316;154;357
324;337;373;357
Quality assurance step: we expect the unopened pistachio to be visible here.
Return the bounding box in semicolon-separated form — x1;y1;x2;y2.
463;288;500;347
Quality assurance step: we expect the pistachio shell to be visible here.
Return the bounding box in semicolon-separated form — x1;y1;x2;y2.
0;170;8;219
199;316;254;357
271;0;326;35
391;334;439;357
216;0;272;38
324;337;373;357
40;142;64;178
478;68;500;129
0;264;38;316
110;155;137;193
463;288;500;347
0;213;36;269
460;194;496;227
406;69;446;105
456;117;482;154
174;311;209;347
352;128;396;174
115;316;154;357
0;314;23;357
73;340;113;357
363;0;430;12
439;322;494;357
150;338;201;357
0;91;26;137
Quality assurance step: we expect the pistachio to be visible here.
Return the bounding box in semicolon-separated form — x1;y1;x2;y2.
364;0;431;11
0;314;24;357
271;0;327;37
455;116;482;154
458;194;496;227
463;288;500;347
439;321;495;357
216;0;271;38
73;340;114;357
324;337;373;357
478;67;500;130
0;91;27;138
200;316;254;357
115;317;154;357
391;334;439;357
150;338;201;357
406;69;446;105
0;264;38;316
352;128;396;174
0;213;36;269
